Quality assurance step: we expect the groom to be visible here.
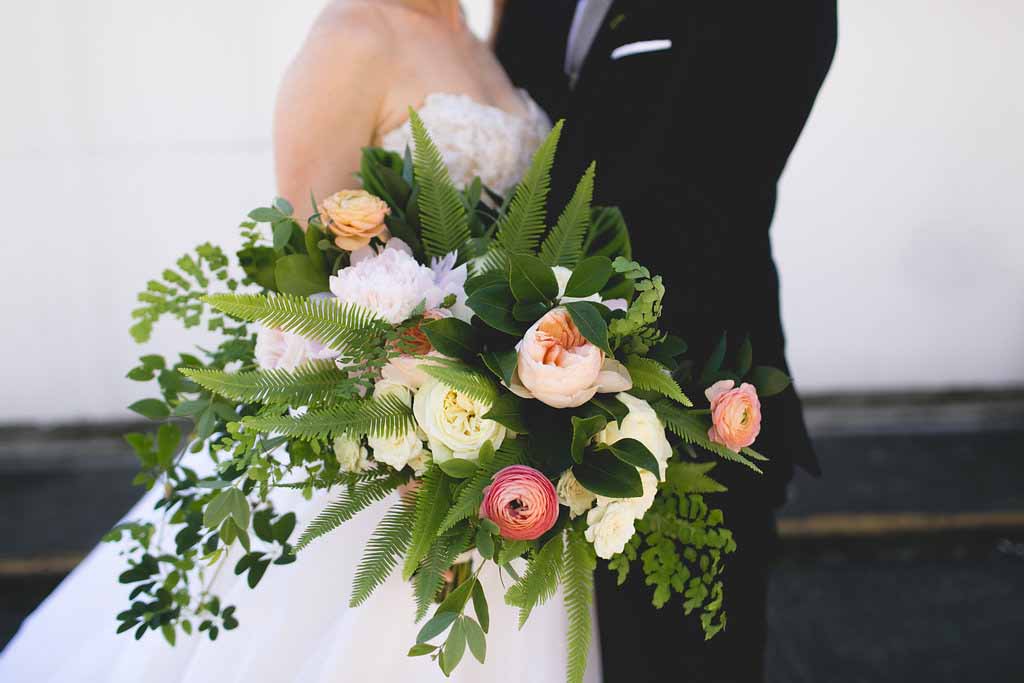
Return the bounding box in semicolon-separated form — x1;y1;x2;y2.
497;2;838;681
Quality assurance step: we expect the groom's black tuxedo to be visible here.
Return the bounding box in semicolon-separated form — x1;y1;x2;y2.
498;2;837;680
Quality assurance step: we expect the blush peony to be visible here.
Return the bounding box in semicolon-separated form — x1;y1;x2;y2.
479;465;559;541
510;308;631;409
705;380;762;452
319;189;390;251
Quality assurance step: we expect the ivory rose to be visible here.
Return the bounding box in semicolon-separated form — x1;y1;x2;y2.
479;465;559;541
412;379;506;463
705;380;762;452
556;469;597;518
333;435;371;473
367;380;429;474
584;500;637;559
319;189;390;251
510;308;631;409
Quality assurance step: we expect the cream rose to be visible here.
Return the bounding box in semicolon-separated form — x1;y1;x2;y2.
319;189;390;251
584;500;638;559
412;379;506;463
556;469;597;518
367;379;428;473
333;435;371;473
510;308;632;409
595;393;673;481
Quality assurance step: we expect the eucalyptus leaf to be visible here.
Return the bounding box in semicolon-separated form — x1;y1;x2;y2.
416;611;458;644
471;580;490;633
464;616;487;663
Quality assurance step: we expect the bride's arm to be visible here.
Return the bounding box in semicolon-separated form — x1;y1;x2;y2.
274;8;390;215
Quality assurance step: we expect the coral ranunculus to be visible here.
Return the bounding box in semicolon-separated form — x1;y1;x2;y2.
511;308;632;409
319;189;390;251
479;466;559;541
705;380;762;452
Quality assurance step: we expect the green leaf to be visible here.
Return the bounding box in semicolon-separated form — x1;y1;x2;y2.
237;246;278;291
465;284;523;336
570;415;607;463
475;526;495;559
480;350;518;386
505;533;564;627
748;366;791;397
563;529;596;683
442;617;467;674
539;162;595;268
602;438;659;477
403;467;452;580
438;458;478;479
422;318;480;361
407;643;437;657
509;254;558;303
589;396;629;425
700;333;728;386
564;301;611;355
483;393;527;433
416;610;457;644
471;580;490;633
665;461;727;494
512;300;550;322
624;356;693;406
248;207;282;222
563;256;613;299
572;452;642;498
274;254;328;296
128;399;169;421
155;423;181;468
272;220;293;252
735;336;753;377
204;488;249;530
181;361;345;407
408;109;471;258
464;616;487;663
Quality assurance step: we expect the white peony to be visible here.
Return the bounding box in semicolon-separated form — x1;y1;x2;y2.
556;469;597;518
254;325;339;371
412;378;506;463
584;501;638;559
329;239;468;325
367;379;429;473
333;435;371;473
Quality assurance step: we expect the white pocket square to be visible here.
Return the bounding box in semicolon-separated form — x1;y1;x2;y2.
610;39;672;60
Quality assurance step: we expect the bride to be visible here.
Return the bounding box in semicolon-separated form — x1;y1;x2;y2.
0;1;600;681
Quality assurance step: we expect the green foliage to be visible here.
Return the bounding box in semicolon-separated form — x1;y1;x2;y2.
651;400;764;473
438;441;526;534
242;394;415;441
412;524;472;621
582;206;632;263
608;258;666;355
419;358;499;405
203;293;387;359
350;497;416;607
539;162;595;268
665;461;728;494
181;360;345;407
505;533;564;627
402;466;452;580
408;109;471;258
563;529;597;683
624;356;693;406
296;470;408;551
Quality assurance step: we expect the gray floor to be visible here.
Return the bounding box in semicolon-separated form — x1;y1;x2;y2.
2;394;1023;681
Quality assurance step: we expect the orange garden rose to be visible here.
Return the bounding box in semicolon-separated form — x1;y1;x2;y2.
318;189;390;251
705;380;762;452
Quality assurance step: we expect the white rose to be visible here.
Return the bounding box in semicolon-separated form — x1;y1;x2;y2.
584;501;638;559
407;449;432;476
556;469;598;518
367;379;428;473
596;393;672;480
333;435;371;473
412;379;506;463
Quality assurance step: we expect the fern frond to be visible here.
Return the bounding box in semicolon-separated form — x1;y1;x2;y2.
203;293;387;357
624;356;693;406
505;532;564;627
350;497;416;607
181;360;345;406
652;400;763;473
420;358;499;405
242;394;414;440
408;109;470;258
494;120;564;257
412;523;473;621
437;441;526;534
539;161;595;268
563;528;596;683
295;470;405;551
402;466;452;580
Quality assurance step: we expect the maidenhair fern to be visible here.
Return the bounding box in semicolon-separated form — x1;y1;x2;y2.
350;497;416;607
181;360;346;407
242;394;415;441
408;109;471;258
539;162;595;268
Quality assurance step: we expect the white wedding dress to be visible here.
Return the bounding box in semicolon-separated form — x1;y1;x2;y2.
0;92;602;683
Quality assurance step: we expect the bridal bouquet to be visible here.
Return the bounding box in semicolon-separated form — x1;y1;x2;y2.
112;112;791;681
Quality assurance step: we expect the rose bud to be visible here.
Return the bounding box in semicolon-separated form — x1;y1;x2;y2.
318;189;390;251
479;465;559;541
705;380;763;452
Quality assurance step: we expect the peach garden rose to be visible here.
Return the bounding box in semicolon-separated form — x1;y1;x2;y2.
318;189;390;251
510;308;632;409
479;465;559;541
705;380;762;452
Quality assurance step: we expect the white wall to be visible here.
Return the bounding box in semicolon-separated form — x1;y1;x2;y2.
0;1;1021;423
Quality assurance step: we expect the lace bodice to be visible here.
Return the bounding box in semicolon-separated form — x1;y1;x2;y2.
380;91;552;195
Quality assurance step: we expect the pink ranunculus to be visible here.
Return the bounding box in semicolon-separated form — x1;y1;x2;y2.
510;308;632;409
705;380;762;452
479;465;559;541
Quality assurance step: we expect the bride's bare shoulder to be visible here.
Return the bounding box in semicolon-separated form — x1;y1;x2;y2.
300;0;396;64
